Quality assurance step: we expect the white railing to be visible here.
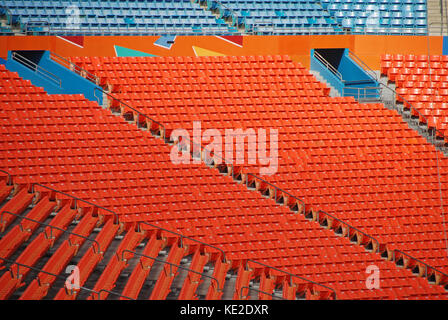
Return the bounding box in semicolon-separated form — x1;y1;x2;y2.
49;52;99;85
11;51;62;88
348;50;378;82
250;24;427;36
343;86;382;101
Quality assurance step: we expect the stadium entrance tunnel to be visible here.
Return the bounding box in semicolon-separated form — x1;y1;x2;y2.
310;48;380;101
12;50;45;65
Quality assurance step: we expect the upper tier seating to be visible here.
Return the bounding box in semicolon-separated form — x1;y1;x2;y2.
1;64;446;299
380;54;448;140
201;0;342;34
2;0;233;35
75;55;448;278
320;0;427;35
202;0;426;35
1;0;428;35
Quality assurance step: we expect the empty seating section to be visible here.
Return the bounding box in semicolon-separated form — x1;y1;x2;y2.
202;0;426;34
2;0;232;35
76;55;448;279
0;204;77;299
1;0;428;35
201;0;341;34
1;64;446;299
381;54;448;139
320;0;427;34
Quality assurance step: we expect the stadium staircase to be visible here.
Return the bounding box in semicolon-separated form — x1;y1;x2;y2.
309;48;448;155
427;0;448;35
380;53;448;156
309;70;340;98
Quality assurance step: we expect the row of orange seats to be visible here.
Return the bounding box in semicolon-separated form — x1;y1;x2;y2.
381;54;448;63
387;67;448;81
74;54;292;66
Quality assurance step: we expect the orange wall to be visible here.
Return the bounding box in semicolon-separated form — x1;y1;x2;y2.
0;35;443;70
353;35;443;69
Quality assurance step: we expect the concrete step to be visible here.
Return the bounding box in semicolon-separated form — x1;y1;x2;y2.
427;0;448;34
310;70;340;97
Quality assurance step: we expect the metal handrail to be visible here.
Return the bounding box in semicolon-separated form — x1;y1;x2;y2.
92;289;134;300
94;87;166;140
240;286;285;300
16;17;234;36
250;20;275;35
50;52;99;85
0;169;12;185
246;173;305;213
8;21;429;37
393;249;448;285
93;86;104;104
120;249;222;296
343;86;382;101
427;22;448;36
348;50;379;82
250;25;425;36
0;210;102;254
0;257;133;300
24;20;51;35
313;50;344;82
28;27;233;36
344;79;378;85
317;210;380;253
137;221;227;263
246;260;337;300
347;26;427;36
31;183;120;225
11;51;62;88
251;23;345;36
